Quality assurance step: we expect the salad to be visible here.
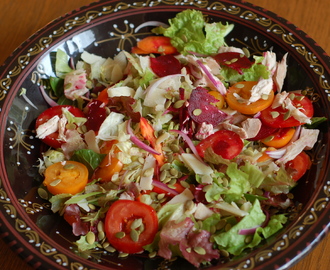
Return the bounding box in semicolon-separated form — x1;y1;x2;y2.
34;9;324;268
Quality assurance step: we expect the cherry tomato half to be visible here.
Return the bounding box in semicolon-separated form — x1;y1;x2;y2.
196;129;243;160
260;93;313;128
104;200;158;254
35;105;85;148
285;151;311;181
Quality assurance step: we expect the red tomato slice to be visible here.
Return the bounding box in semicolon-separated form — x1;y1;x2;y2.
196;130;243;160
285;151;311;181
35;105;85;148
260;93;313;128
104;200;158;254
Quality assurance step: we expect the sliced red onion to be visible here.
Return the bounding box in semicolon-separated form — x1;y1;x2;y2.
134;21;169;33
265;148;286;159
126;119;161;155
21;92;38;110
262;209;270;228
196;59;227;95
152;180;179;196
238;226;260;235
253;111;261;118
39;85;58;107
265;126;301;159
170;129;202;161
144;74;184;100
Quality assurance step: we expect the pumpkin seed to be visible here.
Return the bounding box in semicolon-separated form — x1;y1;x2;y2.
63;163;75;170
263;135;274;142
156;132;170;145
138;157;145;164
295;95;305;101
242;48;250;58
37;188;49;200
97;221;104;233
160;163;171;171
130;229;140;242
184;200;195;211
222;178;229;187
86;231;96;245
283;111;291;120
105;245;116;253
235;83;245;89
169;168;178;177
164;93;173;100
173;99;185;109
180;181;190;189
216;220;227;230
245;235;253;244
270;111;280;118
50;179;61;187
143;167;154;177
170;144;180;153
167;153;174;163
66;123;76;130
220;249;230;257
115;231;126;239
159;170;168;182
231;58;238;63
261;94;269;100
287;193;294;199
193;108;202;116
157;193;166;200
118;252;129;258
163;177;172;184
98;231;105;241
130;218;143;230
289;93;295;100
225;223;232;232
149;251;157;258
210;225;217;234
186;247;192;253
102;242;110;249
202;185;212;192
164;99;172;109
225;61;232;65
88;204;96;210
193;246;206;255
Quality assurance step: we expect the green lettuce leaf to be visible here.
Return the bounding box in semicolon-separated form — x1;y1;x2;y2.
55;49;73;78
213;199;266;255
70;149;106;177
157;9;233;55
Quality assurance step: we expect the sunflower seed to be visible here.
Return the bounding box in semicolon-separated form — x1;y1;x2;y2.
86;231;96;245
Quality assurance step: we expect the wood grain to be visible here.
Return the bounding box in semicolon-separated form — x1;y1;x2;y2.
0;1;329;269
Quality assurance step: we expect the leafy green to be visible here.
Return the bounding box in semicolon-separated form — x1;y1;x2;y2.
49;193;71;213
75;235;98;251
70;149;106;177
258;214;287;239
305;116;327;129
220;56;270;83
154;9;233;55
241;162;265;188
49;76;64;97
213;199;266;255
64;191;102;205
55;49;73;78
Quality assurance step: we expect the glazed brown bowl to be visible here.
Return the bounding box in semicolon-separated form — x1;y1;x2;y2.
0;0;329;269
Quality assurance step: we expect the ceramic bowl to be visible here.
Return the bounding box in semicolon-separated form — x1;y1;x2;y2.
0;0;329;269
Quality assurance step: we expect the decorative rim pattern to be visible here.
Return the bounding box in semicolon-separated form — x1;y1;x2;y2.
0;1;329;269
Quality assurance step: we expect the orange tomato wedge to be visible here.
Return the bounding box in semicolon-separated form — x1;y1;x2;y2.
226;81;274;115
93;140;123;183
261;127;295;148
135;36;177;55
43;161;88;195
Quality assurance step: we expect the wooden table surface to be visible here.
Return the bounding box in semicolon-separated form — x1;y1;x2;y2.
0;0;329;269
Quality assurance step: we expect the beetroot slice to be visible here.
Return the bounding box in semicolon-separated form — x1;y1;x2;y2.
150;55;182;77
248;124;278;141
214;52;253;75
187;87;227;126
